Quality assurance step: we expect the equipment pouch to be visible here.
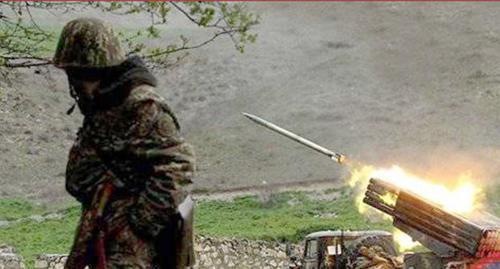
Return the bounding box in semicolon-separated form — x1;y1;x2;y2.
177;195;195;267
156;195;195;269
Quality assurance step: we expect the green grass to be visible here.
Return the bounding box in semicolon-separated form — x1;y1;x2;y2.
195;190;391;242
0;199;47;221
0;199;78;221
1;186;499;267
0;206;80;268
0;189;390;267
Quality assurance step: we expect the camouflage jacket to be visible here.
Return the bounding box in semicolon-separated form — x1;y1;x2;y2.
66;84;195;239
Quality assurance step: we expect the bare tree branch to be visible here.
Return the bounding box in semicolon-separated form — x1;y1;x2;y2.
145;29;239;59
0;2;258;69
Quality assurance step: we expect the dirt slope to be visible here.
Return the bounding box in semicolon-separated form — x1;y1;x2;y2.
1;3;500;203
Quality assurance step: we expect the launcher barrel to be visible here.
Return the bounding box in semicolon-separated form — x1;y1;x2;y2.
363;178;500;258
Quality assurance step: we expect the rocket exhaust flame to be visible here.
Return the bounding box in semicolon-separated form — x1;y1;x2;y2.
350;165;483;251
243;113;491;253
364;177;500;261
349;165;481;217
393;229;420;252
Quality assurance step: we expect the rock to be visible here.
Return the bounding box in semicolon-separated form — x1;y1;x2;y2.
33;259;48;269
29;215;45;223
0;253;25;269
0;246;15;255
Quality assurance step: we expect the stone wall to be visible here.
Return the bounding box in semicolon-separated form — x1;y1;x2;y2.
194;236;291;269
33;255;66;269
0;245;25;269
1;237;301;269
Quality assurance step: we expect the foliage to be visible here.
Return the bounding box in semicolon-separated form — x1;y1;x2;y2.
0;2;259;68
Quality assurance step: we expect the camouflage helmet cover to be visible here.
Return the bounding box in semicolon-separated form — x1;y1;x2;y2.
53;18;126;68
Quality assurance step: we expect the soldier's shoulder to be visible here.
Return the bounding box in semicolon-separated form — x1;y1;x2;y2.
125;84;180;129
126;84;165;105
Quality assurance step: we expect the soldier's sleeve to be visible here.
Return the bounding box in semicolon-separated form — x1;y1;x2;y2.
66;137;117;205
126;98;195;239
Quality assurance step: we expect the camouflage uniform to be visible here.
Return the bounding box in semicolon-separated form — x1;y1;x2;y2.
54;18;195;269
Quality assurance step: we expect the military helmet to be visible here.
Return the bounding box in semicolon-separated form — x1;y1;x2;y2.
53;18;125;68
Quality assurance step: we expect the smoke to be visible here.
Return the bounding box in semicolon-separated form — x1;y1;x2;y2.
349;144;500;191
345;153;488;217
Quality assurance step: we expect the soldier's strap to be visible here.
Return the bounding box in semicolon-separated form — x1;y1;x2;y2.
94;181;115;269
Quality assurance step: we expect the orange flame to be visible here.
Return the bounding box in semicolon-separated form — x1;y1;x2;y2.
349;164;483;250
393;229;420;252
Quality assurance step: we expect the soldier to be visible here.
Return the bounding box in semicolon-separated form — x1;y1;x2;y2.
53;18;196;269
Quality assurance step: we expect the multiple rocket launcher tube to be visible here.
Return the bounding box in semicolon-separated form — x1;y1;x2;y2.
364;178;500;259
